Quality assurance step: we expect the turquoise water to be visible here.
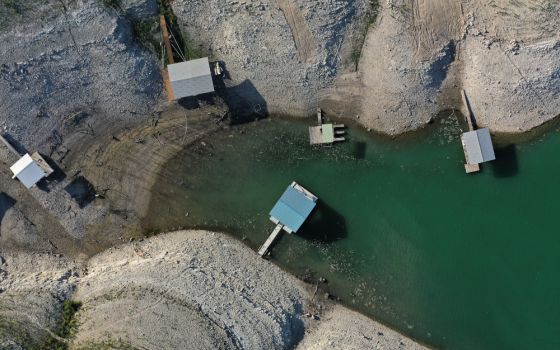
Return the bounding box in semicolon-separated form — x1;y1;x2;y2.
144;115;560;349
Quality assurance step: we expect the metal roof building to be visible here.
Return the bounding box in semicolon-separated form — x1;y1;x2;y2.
461;128;496;165
10;153;47;189
167;57;215;100
269;182;317;234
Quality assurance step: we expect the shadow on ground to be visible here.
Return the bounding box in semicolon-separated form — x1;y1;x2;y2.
175;59;267;125
64;175;96;208
37;154;67;192
299;202;347;243
0;193;16;222
218;74;268;124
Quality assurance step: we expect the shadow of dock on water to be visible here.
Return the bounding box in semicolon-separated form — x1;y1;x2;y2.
490;144;519;178
299;202;347;243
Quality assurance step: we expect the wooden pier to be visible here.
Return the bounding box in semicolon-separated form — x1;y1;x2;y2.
461;90;475;132
461;90;479;173
309;108;346;145
460;90;496;173
258;223;284;257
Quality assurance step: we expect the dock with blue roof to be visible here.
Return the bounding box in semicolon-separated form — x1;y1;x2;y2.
258;181;318;257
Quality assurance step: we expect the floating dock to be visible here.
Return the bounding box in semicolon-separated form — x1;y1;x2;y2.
309;108;346;145
258;182;318;257
460;90;496;173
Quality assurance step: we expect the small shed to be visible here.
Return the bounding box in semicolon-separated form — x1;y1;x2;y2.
10;153;53;189
269;182;318;234
167;57;215;100
461;128;496;165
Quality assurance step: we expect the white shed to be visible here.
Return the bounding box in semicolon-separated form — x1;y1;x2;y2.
461;128;496;165
10;153;53;189
167;57;215;99
10;153;48;188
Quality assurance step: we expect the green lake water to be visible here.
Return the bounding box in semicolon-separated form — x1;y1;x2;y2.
144;115;560;350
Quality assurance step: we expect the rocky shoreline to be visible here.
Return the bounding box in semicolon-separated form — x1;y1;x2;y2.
0;230;428;349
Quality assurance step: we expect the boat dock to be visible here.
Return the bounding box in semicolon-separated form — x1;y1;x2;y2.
460;90;496;173
258;181;318;257
309;108;346;145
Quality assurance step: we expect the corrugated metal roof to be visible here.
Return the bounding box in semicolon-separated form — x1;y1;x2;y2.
167;58;214;99
476;128;496;162
270;184;317;233
461;128;495;165
10;153;46;188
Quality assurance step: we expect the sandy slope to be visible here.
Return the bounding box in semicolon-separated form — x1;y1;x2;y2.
348;0;560;135
0;231;428;349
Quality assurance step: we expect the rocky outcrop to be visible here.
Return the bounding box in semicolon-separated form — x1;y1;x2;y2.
460;0;560;133
356;0;462;134
0;0;162;151
350;0;560;135
171;0;367;117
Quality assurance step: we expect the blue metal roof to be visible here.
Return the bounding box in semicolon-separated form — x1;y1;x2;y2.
270;185;317;232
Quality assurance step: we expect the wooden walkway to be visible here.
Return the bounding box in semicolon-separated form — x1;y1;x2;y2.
258;223;284;257
461;90;480;174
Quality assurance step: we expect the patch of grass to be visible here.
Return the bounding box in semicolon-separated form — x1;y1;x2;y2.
158;0;175;24
58;300;82;339
131;17;162;57
0;318;36;348
366;0;380;25
157;0;207;63
351;0;380;70
39;300;82;350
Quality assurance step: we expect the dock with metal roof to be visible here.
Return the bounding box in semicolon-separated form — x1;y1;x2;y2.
460;90;496;173
258;181;318;257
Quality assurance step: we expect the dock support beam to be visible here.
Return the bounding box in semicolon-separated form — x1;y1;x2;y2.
461;89;475;131
160;15;174;65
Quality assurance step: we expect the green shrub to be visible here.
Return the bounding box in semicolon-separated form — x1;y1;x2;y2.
39;300;82;350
